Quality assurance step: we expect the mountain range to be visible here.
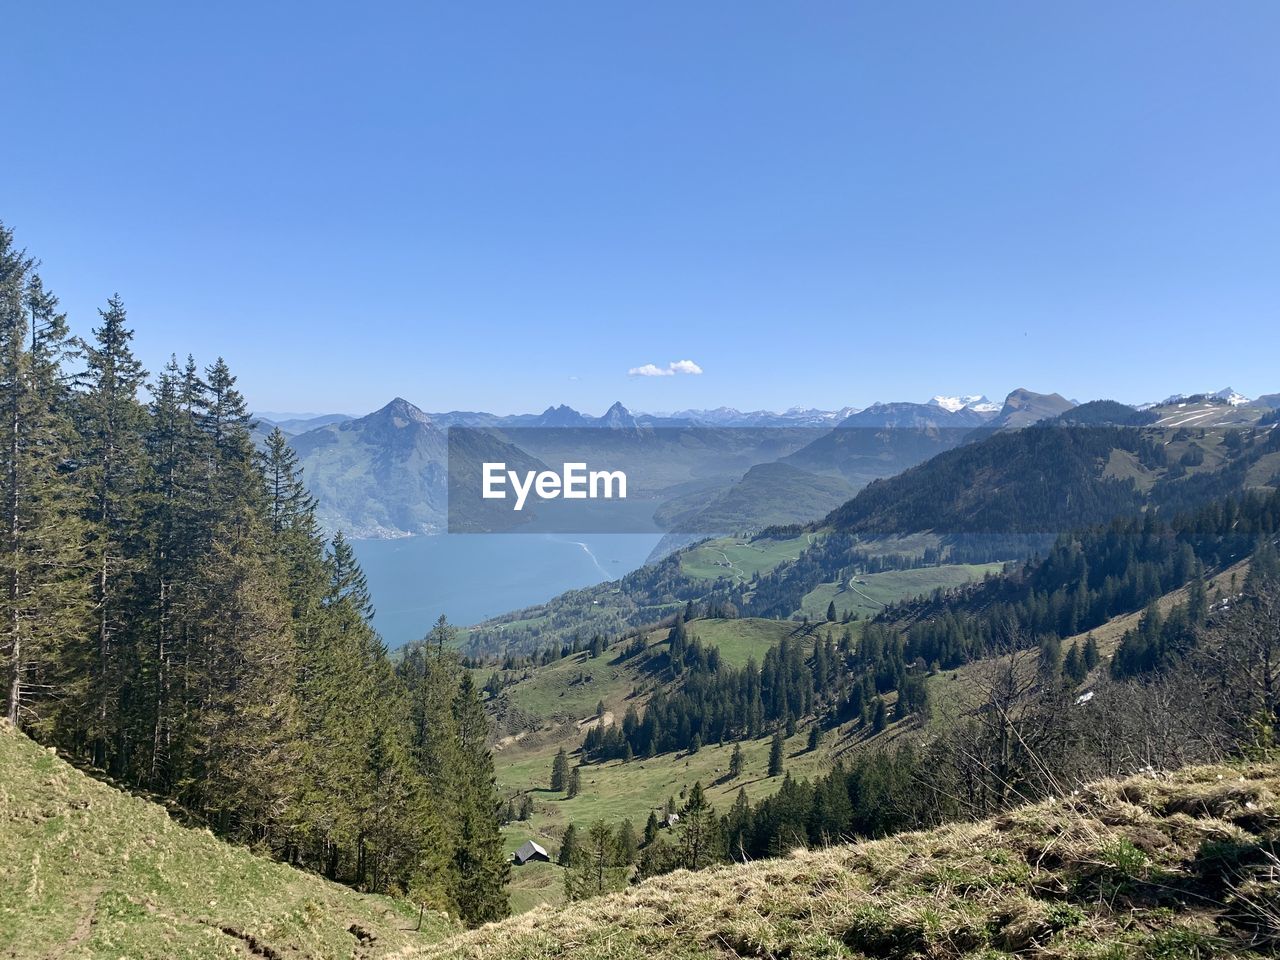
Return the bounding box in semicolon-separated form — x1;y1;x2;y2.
462;390;1279;652
257;387;1270;538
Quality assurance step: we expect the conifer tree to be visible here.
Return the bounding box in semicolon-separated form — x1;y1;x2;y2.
723;787;752;861
1083;634;1100;671
139;354;214;789
200;357;259;520
191;528;301;831
729;742;744;779
558;824;578;866
0;231;89;731
871;697;888;732
768;730;785;777
616;819;638;864
77;294;149;770
564;820;627;901
551;747;569;791
447;673;510;924
807;725;823;752
643;811;659;846
676;781;721;871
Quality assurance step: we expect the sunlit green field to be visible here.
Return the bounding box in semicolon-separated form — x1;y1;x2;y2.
683;617;800;666
679;535;812;581
799;563;1004;621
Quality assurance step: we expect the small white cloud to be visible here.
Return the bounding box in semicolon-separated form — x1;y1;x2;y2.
629;363;671;377
628;359;703;378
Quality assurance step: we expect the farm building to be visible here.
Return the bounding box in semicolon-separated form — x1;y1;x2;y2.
512;840;550;865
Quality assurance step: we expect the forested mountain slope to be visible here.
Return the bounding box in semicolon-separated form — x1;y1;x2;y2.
472;539;1278;916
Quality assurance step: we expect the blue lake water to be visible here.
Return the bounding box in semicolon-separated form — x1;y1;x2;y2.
350;533;664;647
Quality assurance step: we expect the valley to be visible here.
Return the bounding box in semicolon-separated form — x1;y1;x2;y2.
453;397;1280;918
6;342;1279;955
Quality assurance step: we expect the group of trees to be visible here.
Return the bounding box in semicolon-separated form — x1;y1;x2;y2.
0;224;507;924
889;489;1280;673
582;619;856;760
558;785;722;892
753;563;1279;858
549;746;581;797
1112;542;1280;680
580;611;945;765
560;818;638;900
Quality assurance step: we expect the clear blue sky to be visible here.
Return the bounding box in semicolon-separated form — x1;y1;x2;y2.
3;2;1277;416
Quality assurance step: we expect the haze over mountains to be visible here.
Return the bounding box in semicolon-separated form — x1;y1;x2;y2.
465;390;1279;654
256;387;1269;539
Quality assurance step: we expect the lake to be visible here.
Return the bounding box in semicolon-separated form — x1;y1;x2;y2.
350;532;664;647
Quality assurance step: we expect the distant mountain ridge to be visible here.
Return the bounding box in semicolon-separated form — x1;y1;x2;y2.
464;396;1279;651
278;386;1270;538
987;387;1075;428
256;412;354;435
258;387;1273;438
288;398;543;537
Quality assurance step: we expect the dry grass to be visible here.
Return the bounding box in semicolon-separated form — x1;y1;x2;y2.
7;717;1280;959
420;762;1280;959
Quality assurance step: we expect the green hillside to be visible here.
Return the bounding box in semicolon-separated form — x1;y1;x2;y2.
486;617;849;913
797;562;1003;621
14;711;1280;960
679;535;812;582
654;462;857;533
0;723;456;960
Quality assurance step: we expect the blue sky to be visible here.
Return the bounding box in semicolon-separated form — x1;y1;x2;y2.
2;2;1277;416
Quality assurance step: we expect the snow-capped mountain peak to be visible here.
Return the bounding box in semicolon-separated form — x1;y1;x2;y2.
1159;388;1252;408
1213;387;1251;407
928;394;997;414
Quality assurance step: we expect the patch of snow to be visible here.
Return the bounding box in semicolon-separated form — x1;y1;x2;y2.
1213;387;1251;406
928;394;995;413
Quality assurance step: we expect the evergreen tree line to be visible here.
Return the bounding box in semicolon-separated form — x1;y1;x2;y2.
583;618;860;760
894;490;1280;671
0;224;506;924
1111;541;1280;679
625;557;1280;885
585;489;1279;766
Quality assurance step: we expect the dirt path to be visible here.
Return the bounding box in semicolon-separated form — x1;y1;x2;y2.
59;883;105;954
846;578;884;607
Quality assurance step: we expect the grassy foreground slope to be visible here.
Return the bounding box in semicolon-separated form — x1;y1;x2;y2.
7;711;1280;960
0;722;455;960
430;762;1280;960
